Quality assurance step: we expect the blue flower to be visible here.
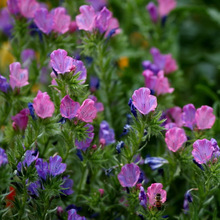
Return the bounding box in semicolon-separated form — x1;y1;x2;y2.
0;148;8;166
128;98;137;118
116;141;124;153
28;102;36;120
144;156;168;170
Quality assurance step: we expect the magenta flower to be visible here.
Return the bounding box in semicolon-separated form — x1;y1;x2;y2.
95;7;112;33
7;0;20;15
165;127;187;152
192;139;214;164
51;7;71;34
34;8;54;34
33;90;55;119
117;163;140;187
195;105;216;130
69;21;78;33
9;62;29;90
11;108;29;130
146;2;158;23
142;70;157;91
50;49;74;74
164;54;178;74
155;71;174;95
76;5;96;32
132;87;157;115
75;124;94;151
147;183;167;206
60;95;80;119
157;0;176;17
182;104;196;130
18;0;40;18
76;99;97;123
72;59;87;84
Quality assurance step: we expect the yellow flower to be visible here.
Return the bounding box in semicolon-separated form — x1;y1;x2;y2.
0;42;15;71
0;0;7;8
118;56;129;69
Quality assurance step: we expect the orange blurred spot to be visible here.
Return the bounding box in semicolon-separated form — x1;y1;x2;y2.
0;42;15;71
118;56;129;69
31;84;40;93
0;0;7;8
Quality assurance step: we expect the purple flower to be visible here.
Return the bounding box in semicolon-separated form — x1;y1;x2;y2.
75;124;94;151
95;7;112;33
0;74;10;93
150;47;166;70
182;104;196;130
99;121;115;145
128;98;137;118
28;180;41;197
144;156;168;170
0;8;14;36
60;95;80;119
139;186;147;208
89;76;100;92
211;138;220;158
49;155;66;176
142;61;160;74
61;176;74;196
35;158;48;180
117;163;141;187
34;8;54;34
0;148;8;166
28;102;36;120
132;87;157;115
192;139;214;164
23;150;39;167
87;0;107;11
7;0;20;15
50;49;74;74
21;49;35;68
68;209;86;220
146;2;158;23
183;188;198;214
72;59;87;84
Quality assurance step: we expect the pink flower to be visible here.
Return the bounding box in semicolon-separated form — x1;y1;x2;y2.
76;5;96;32
142;70;157;91
51;7;71;34
60;95;80;119
18;0;40;18
72;59;87;84
164;54;178;74
132;87;157;115
50;49;74;74
157;0;176;17
147;183;167;206
11;108;29;130
76;99;97;123
33;90;55;119
195;105;216;130
192;139;214;164
117;163;140;187
155;71;174;95
34;8;54;34
104;17;120;38
182;104;196;130
95;7;112;33
9;62;29;90
167;106;183;127
165;127;187;152
7;0;20;14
